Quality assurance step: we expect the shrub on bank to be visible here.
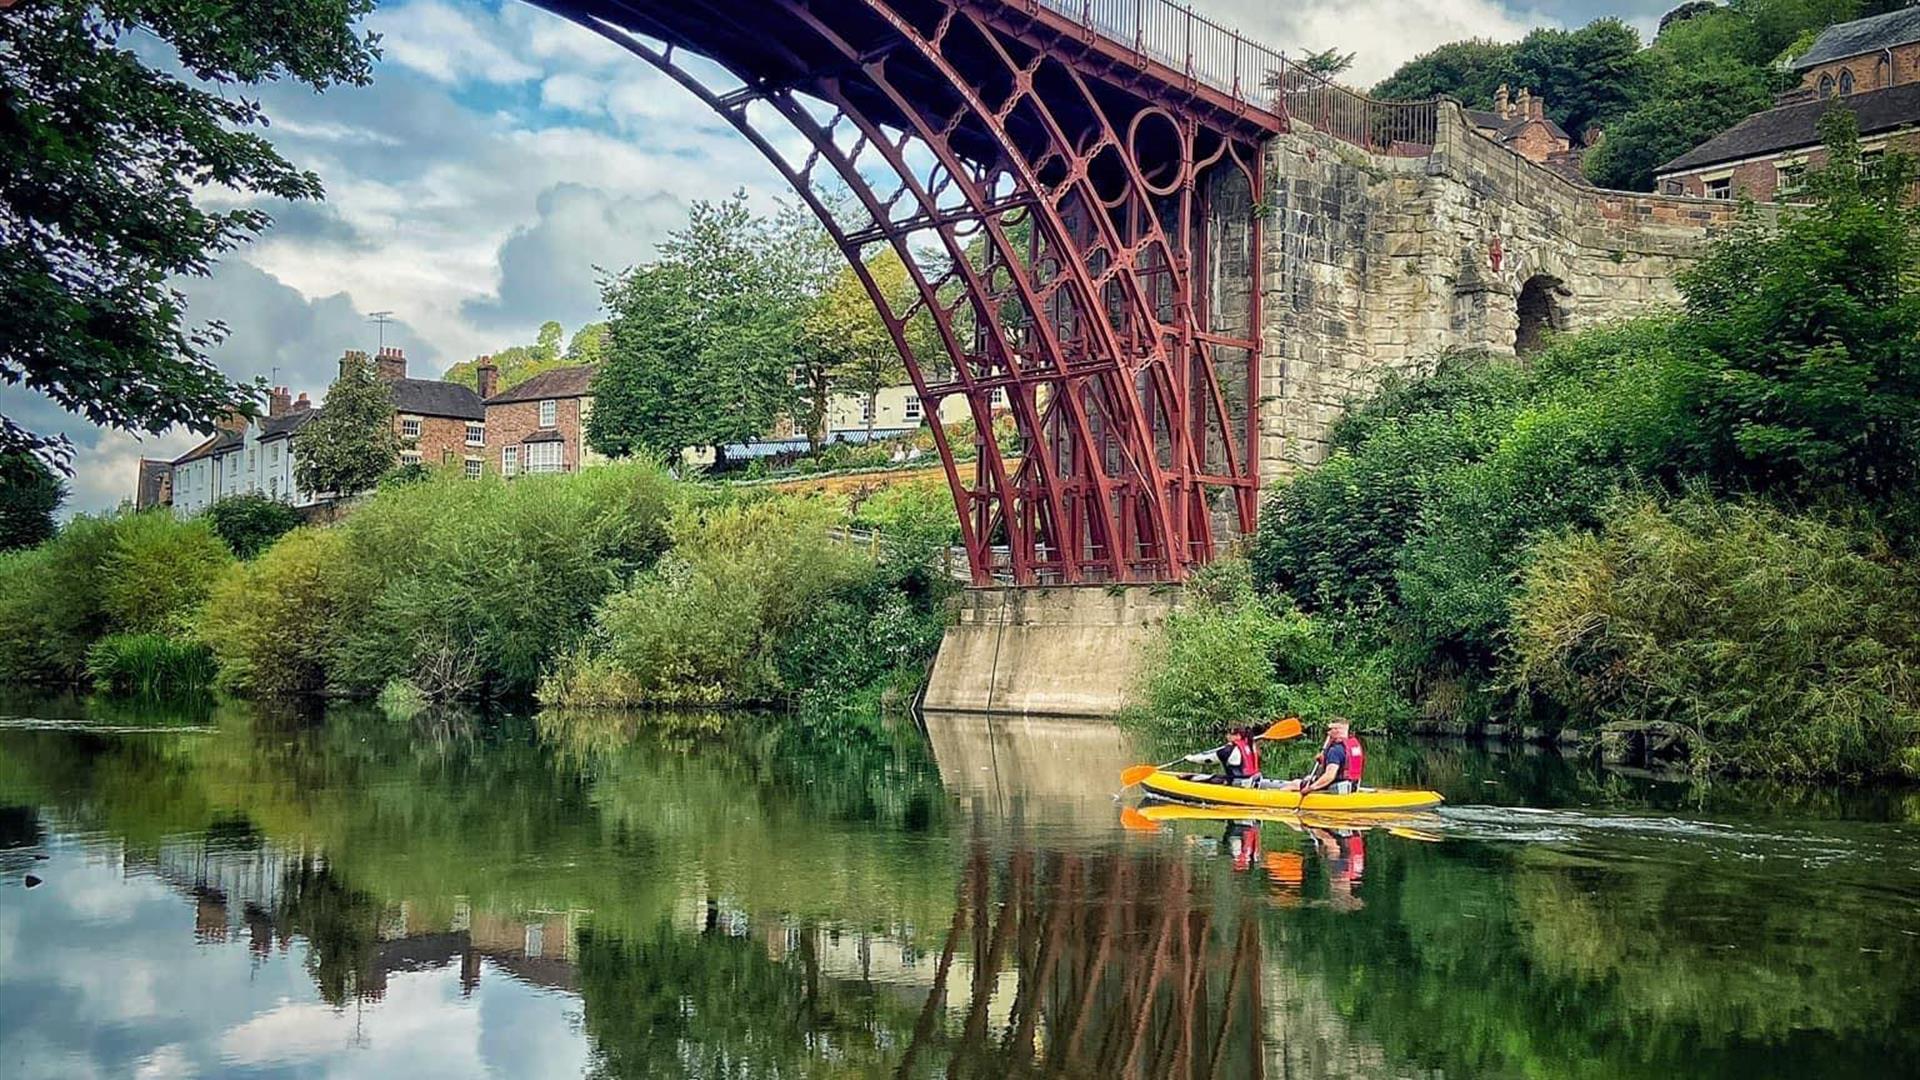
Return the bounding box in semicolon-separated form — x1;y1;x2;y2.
1510;494;1920;779
206;494;305;558
0;512;227;684
198;526;361;697
85;633;217;697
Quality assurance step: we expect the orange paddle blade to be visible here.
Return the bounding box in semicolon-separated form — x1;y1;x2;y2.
1259;717;1304;741
1119;764;1161;787
1119;806;1161;833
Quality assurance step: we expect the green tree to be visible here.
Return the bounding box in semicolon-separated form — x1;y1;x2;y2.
591;193;808;462
1510;20;1651;136
205;493;303;558
0;0;378;461
1300;47;1356;78
1677;110;1920;500
801;250;934;442
1371;39;1517;104
295;352;396;498
442;319;572;392
0;451;64;551
564;321;609;365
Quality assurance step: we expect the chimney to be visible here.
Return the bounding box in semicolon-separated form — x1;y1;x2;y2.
339;349;370;381
293;392;312;412
268;386;291;419
1495;83;1510;119
1530;94;1545;121
475;357;499;400
217;409;249;434
1514;87;1531;121
375;345;406;381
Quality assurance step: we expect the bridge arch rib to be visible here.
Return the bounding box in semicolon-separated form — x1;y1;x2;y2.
531;0;1266;584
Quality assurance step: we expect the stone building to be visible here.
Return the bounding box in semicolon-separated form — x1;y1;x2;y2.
365;347;489;476
479;361;601;476
1656;8;1920;200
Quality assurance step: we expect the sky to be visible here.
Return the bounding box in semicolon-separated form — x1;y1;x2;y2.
7;0;1680;514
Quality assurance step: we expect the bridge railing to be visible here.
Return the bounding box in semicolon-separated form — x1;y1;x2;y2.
1035;0;1437;155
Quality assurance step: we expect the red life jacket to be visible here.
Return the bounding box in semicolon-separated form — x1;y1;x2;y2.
1313;736;1365;785
1220;734;1261;780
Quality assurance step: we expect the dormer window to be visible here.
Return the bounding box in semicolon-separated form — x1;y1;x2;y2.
539;399;557;428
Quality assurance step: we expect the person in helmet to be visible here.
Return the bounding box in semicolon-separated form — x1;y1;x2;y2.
1280;718;1365;795
1183;725;1262;787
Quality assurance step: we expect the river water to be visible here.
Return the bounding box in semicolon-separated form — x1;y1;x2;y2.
1;694;1917;1078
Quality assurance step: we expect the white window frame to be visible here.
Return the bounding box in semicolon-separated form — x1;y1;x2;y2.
399;415;422;440
466;422;485;446
526;441;565;474
858;396;875;425
400;449;423;466
501;445;520;477
903;395;923;422
463;458;483;480
1704;176;1732;200
538;399;557;428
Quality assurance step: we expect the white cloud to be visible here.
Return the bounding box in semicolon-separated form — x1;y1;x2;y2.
368;0;539;85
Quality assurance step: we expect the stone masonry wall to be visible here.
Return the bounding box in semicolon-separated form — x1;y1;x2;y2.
1259;100;1745;481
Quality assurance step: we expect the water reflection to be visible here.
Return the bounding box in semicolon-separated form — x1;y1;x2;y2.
1;697;1917;1078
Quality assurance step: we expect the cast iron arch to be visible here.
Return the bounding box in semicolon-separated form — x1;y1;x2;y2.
526;0;1266;584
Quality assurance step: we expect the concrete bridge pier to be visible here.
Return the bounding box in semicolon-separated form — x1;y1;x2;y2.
922;585;1180;717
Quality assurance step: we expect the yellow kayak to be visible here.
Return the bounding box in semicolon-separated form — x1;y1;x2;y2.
1139;771;1444;812
1135;803;1441;832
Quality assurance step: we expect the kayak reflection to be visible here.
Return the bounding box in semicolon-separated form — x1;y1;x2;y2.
1125;803;1447;912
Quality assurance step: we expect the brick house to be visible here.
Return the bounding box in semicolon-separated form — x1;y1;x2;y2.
1465;85;1595;183
1657;9;1920;200
364;347;489;477
479;361;602;476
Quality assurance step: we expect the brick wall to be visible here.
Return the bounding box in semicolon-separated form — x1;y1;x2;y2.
399;415;485;471
1663;128;1920;202
485;397;588;473
1259;100;1740;482
1798;42;1920;94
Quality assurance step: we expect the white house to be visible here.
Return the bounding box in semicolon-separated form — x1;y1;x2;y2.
169;388;324;518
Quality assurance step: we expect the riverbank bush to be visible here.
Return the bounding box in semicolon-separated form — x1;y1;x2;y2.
541;491;951;707
206;494;305;558
1511;495;1920;779
198;526;359;697
85;633;217;697
0;512;228;684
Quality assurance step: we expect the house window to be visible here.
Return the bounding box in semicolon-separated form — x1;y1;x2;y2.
269;476;280;500
502;445;520;477
1862;148;1885;179
1839;70;1854;96
1777;162;1807;197
1660;178;1683;195
539;399;557;428
464;458;483;480
466;422;485;446
526;441;565;474
1879;55;1892;88
270;442;280;464
1705;177;1732;200
248;447;257;471
400;449;422;466
903;394;923;422
858;396;875;425
989;386;1008;407
400;416;422;439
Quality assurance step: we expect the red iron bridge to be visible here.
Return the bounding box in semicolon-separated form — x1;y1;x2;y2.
530;0;1438;585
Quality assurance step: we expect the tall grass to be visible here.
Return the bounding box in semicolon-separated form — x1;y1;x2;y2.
85;633;217;697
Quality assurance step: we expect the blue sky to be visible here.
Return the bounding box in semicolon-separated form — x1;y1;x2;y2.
10;0;1682;513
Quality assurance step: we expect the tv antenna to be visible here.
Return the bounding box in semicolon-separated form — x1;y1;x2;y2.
368;310;396;350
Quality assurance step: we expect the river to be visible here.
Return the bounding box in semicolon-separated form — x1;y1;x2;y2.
1;693;1917;1078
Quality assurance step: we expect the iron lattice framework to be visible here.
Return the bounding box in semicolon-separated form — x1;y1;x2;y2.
536;0;1272;584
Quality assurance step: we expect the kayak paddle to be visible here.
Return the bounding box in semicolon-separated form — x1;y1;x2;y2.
1118;716;1304;788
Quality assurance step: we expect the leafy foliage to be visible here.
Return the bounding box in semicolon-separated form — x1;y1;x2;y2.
294;352;396;498
1674;110;1920;500
1511;494;1920;778
206;493;303;558
197;525;358;696
441;319;606;392
0;451;64;551
85;632;216;696
0;0;378;459
98;511;231;635
591;193;810;461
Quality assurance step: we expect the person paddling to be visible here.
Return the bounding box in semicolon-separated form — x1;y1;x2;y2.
1280;718;1365;795
1182;725;1263;787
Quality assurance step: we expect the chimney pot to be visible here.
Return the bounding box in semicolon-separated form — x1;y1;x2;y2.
475;356;500;400
1495;83;1510;119
374;346;406;382
294;392;312;412
268;385;291;419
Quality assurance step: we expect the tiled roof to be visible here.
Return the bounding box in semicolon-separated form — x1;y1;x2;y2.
390;378;485;420
259;409;320;440
1464;108;1571;145
486;364;597;405
173;430;239;466
1657;83;1920;174
1792;8;1920;70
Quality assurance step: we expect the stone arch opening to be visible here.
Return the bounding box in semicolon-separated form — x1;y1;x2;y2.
1515;274;1566;355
